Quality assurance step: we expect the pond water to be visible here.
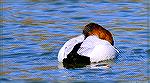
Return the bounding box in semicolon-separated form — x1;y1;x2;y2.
0;0;149;82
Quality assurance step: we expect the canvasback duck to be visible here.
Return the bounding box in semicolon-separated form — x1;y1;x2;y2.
58;23;119;68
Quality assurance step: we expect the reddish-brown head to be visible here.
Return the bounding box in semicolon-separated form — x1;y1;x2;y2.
83;23;114;45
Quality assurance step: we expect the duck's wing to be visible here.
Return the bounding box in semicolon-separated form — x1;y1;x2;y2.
77;36;118;63
58;35;84;62
87;44;117;62
77;36;102;56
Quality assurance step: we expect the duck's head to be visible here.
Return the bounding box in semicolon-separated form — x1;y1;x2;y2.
83;23;114;45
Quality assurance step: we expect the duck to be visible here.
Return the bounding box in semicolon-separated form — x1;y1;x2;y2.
58;23;119;68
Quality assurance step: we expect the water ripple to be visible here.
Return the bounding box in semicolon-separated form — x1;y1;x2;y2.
1;0;149;82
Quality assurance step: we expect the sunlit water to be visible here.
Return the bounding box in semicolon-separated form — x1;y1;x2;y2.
0;0;149;82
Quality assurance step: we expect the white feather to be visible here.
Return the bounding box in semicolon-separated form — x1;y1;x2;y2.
58;35;84;62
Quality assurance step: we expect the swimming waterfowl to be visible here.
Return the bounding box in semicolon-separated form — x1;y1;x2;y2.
58;23;119;68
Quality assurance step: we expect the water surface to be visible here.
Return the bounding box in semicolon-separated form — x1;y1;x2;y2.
0;0;149;82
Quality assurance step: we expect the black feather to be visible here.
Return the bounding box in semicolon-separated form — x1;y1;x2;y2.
63;42;90;69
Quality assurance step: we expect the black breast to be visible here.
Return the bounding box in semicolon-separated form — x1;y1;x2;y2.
63;42;90;69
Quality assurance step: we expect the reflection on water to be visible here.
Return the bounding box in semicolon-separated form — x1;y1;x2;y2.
58;59;115;69
0;0;149;82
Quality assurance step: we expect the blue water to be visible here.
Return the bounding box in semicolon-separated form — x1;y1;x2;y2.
0;0;149;82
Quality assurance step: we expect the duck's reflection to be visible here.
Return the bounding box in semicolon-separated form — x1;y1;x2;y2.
58;59;115;69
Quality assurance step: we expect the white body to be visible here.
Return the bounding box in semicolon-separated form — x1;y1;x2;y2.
58;35;119;63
